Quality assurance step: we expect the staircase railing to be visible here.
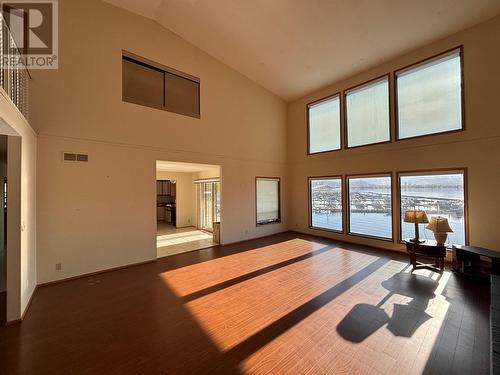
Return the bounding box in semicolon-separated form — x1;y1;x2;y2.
0;14;29;120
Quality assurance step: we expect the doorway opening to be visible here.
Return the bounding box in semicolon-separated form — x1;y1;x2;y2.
156;161;221;258
198;180;221;232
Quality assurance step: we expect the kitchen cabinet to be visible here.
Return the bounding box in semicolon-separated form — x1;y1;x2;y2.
157;207;165;221
156;180;176;196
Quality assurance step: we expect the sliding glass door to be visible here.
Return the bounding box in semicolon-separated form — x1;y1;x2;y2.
198;181;220;232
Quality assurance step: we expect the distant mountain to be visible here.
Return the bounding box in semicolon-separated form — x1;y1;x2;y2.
348;178;391;189
400;174;463;188
312;181;341;190
313;175;463;190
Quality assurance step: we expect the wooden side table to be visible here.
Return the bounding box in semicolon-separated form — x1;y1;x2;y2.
404;239;447;273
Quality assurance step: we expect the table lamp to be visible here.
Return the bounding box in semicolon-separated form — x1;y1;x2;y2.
404;210;429;243
426;216;453;245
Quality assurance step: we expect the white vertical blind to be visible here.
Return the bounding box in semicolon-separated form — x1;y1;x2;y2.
256;178;280;224
346;77;390;147
308;95;341;153
397;50;462;139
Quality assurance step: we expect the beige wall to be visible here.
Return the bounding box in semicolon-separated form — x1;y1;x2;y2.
287;15;500;252
0;90;37;322
32;0;287;284
29;0;500;289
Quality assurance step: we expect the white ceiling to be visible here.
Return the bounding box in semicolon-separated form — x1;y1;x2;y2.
106;0;500;101
156;160;219;173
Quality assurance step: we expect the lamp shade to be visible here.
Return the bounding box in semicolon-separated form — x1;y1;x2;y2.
426;216;453;233
403;210;429;224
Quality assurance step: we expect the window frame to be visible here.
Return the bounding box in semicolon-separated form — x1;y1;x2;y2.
396;168;469;245
395;46;465;141
308;175;345;234
255;176;281;226
307;93;342;155
344;74;392;149
122;50;201;119
346;172;394;242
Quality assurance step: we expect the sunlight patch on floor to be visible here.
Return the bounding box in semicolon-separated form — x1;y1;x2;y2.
181;252;383;352
159;239;453;374
158;239;382;353
158;238;330;297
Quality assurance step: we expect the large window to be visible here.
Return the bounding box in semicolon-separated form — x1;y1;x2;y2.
345;76;390;148
399;171;466;245
347;175;392;240
256;177;281;225
396;48;463;139
308;95;341;154
309;177;342;232
122;53;200;118
197;181;221;232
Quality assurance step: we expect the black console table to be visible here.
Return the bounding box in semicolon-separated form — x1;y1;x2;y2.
452;245;500;279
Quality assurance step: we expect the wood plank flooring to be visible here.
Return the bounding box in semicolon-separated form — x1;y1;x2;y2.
0;232;490;374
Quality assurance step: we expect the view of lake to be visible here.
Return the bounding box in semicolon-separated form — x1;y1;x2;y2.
312;192;465;245
311;211;464;244
311;182;465;244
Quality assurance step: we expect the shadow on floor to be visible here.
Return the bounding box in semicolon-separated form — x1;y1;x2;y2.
422;274;490;374
337;271;438;343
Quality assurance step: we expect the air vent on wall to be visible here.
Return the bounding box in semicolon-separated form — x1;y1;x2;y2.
63;152;89;162
76;154;88;162
63;152;76;161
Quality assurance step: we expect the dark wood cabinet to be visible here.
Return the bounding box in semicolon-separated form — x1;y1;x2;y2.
156;180;176;196
452;245;500;280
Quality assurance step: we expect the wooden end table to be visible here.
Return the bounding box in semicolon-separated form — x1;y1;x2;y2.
404;239;447;273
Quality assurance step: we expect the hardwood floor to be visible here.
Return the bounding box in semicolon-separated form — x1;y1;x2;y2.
0;232;490;374
0;291;5;326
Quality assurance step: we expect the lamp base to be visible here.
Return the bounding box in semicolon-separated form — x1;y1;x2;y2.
409;222;425;244
433;232;448;246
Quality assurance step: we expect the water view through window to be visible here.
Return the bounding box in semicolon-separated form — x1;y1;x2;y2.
348;176;392;239
310;178;342;231
400;173;465;245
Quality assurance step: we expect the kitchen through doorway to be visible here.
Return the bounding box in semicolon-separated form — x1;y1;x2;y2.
156;161;221;258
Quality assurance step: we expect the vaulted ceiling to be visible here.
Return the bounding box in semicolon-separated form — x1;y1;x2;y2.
105;0;500;101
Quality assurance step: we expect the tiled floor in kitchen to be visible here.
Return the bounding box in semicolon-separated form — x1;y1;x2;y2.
156;222;217;258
